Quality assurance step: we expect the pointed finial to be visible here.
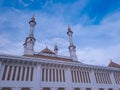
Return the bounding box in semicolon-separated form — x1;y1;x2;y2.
68;24;72;32
46;46;48;49
68;24;71;30
54;43;58;50
110;59;112;62
29;15;36;25
31;15;35;21
54;43;58;55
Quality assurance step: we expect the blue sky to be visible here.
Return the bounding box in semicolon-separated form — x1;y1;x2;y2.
0;0;120;66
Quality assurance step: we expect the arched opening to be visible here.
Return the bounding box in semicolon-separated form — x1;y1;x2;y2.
109;88;112;90
99;88;104;90
74;88;80;90
86;88;91;90
42;87;51;90
1;87;12;90
58;88;65;90
21;87;30;90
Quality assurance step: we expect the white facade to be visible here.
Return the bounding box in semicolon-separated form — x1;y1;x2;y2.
0;16;120;90
0;54;120;90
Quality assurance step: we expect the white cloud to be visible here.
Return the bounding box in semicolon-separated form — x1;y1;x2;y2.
19;0;31;7
34;37;69;56
0;10;69;55
77;44;120;66
0;34;23;55
74;12;120;66
0;9;120;66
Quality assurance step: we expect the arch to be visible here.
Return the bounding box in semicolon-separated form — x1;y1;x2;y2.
74;88;80;90
86;88;91;90
42;87;51;90
21;87;30;90
58;88;65;90
1;87;12;90
109;88;112;90
99;88;104;90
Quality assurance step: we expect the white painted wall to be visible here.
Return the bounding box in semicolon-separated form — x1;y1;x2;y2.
0;56;120;90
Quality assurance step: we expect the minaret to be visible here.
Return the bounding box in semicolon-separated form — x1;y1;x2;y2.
54;44;58;55
23;16;36;55
67;25;78;61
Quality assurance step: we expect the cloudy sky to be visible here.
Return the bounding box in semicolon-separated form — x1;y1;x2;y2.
0;0;120;66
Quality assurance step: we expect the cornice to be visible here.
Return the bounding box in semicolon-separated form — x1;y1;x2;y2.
0;53;120;72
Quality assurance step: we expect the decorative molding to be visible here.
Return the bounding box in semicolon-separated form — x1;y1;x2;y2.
0;54;120;72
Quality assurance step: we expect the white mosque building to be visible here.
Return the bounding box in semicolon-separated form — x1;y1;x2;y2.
0;16;120;90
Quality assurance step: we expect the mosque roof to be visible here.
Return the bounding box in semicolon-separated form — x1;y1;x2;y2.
108;60;120;68
40;46;55;54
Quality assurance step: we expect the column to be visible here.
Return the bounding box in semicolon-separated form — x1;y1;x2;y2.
5;65;9;80
44;68;46;82
65;67;72;90
51;68;53;82
51;87;57;90
55;68;57;82
81;87;86;90
48;68;50;82
110;72;116;88
58;68;60;82
33;64;41;90
12;87;17;90
28;67;32;81
89;70;97;90
79;71;82;83
61;69;63;82
38;65;41;90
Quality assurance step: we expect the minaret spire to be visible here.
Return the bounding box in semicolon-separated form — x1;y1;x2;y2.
23;16;36;55
67;24;73;46
67;25;78;61
29;15;36;37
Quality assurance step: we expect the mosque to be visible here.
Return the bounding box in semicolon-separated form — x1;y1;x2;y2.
0;16;120;90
